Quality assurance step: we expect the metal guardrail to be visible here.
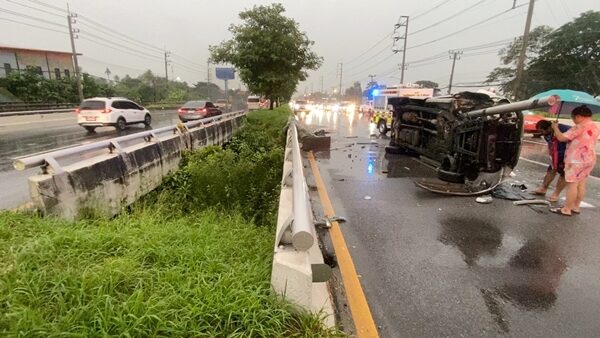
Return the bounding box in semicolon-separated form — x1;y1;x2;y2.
0;102;77;113
0;108;74;117
13;110;246;174
277;121;315;251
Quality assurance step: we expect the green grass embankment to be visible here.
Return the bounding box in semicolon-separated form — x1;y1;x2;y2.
0;106;342;337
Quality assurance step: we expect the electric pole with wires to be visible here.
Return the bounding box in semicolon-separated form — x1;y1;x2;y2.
67;4;83;101
337;62;343;98
164;51;171;83
512;0;535;100
447;50;463;94
393;15;409;84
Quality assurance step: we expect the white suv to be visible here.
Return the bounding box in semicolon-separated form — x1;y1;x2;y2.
76;97;151;132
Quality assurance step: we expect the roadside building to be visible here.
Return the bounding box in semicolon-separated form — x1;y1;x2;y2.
0;45;76;79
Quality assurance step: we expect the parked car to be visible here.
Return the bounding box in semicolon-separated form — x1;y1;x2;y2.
76;97;151;132
177;101;222;122
215;99;230;111
523;110;545;137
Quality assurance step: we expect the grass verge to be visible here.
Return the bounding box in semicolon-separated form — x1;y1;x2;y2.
0;106;342;336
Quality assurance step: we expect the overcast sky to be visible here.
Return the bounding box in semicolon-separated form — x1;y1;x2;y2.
1;0;598;94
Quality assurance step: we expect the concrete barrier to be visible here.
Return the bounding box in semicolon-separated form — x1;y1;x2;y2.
271;121;335;327
25;114;245;219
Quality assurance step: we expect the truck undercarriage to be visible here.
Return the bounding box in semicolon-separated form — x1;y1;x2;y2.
385;92;558;195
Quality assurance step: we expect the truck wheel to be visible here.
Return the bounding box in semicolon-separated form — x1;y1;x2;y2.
84;126;96;133
378;119;389;134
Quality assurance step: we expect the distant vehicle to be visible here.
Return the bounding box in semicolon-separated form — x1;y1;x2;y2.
294;100;310;113
247;95;261;111
523;110;545;137
177;100;222;122
215;99;230;111
76;97;151;132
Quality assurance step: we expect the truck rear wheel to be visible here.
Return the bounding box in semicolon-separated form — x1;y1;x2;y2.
378;119;388;134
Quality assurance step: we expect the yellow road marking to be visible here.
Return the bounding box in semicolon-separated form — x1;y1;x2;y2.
308;151;379;338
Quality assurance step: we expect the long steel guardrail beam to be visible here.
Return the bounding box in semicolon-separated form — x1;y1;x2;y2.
13;110;246;173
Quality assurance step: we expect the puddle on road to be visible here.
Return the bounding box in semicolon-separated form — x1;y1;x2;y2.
438;215;567;333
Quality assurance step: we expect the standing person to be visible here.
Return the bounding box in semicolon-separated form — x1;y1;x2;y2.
532;120;570;202
550;105;600;216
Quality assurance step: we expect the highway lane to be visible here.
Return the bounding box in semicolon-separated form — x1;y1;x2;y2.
0;109;179;209
302;109;600;337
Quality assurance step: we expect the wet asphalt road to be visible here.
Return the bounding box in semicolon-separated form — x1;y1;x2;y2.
302;109;600;337
0;109;179;209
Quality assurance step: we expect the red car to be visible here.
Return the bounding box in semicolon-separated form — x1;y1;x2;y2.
178;100;222;122
523;110;545;137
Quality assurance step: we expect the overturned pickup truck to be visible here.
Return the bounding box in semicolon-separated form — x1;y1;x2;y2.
385;91;558;195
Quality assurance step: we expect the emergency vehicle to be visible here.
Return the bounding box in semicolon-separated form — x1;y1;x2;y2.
370;86;434;134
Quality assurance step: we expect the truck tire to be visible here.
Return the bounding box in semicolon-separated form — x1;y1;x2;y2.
378;119;388;134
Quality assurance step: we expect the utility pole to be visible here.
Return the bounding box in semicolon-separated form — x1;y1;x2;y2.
368;74;376;83
393;15;409;84
337;62;343;98
104;67;111;83
320;75;324;93
164;51;171;83
447;50;463;94
67;4;83;101
206;59;211;99
512;0;535;100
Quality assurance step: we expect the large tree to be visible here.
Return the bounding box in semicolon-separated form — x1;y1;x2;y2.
486;25;552;98
210;4;322;109
527;11;600;96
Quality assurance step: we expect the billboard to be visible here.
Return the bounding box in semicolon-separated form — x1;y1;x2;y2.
215;67;235;80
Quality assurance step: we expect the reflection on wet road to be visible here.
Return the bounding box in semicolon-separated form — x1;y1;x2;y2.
302;109;600;337
0;109;178;209
0;109;179;171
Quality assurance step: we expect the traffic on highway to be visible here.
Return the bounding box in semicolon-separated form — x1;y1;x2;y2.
1;0;599;336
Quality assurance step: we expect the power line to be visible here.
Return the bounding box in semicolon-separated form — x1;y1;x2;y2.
77;15;164;53
26;0;66;13
407;2;529;50
343;43;394;73
0;7;65;27
0;16;67;34
410;0;455;22
344;32;394;65
79;29;163;61
4;0;64;18
79;36;165;64
409;0;488;36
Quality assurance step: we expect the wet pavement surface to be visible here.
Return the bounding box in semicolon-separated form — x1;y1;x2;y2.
302;109;600;337
0;109;179;209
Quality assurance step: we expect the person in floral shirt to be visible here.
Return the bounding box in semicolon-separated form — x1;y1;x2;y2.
550;105;599;216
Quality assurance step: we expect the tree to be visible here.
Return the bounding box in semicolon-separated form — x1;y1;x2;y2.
526;11;600;96
210;3;322;109
486;25;553;98
414;80;439;89
344;81;362;100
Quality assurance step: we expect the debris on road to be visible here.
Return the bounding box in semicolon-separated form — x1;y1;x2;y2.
513;199;551;206
475;195;493;204
364;195;372;200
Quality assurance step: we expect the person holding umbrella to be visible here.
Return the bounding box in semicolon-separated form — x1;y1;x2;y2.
550;105;599;216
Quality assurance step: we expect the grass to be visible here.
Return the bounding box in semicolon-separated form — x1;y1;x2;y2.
0;106;342;337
